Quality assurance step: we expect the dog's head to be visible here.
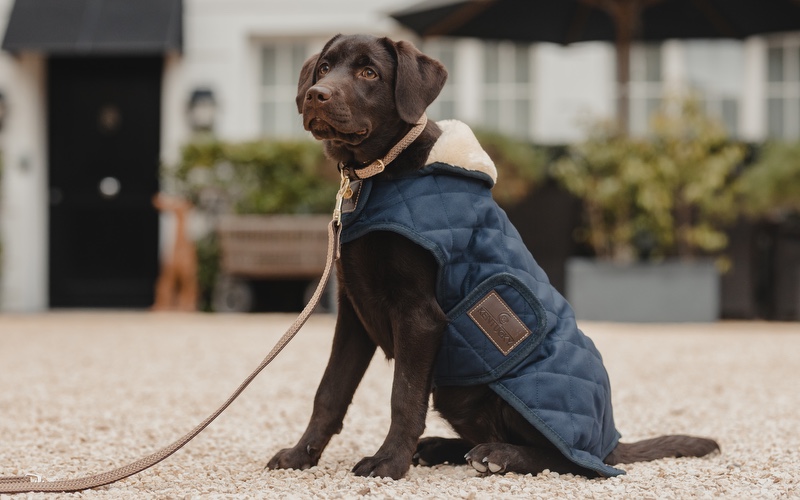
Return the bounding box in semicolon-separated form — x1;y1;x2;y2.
296;34;447;164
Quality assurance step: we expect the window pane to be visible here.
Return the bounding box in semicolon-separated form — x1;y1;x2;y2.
439;99;455;121
515;47;530;83
629;98;647;135
514;98;530;134
427;98;448;121
767;46;784;82
721;98;738;136
484;43;500;84
643;45;661;82
645;98;661;127
261;43;312;138
767;97;785;138
628;44;664;137
631;45;661;81
796;47;800;81
479;41;534;137
291;44;308;83
686;41;744;94
484;98;500;129
261;101;276;136
262;47;277;86
276;102;299;136
422;41;456;82
438;44;456;84
631;97;661;135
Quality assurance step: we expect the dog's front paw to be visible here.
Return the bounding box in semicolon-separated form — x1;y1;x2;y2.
352;454;410;479
266;444;320;471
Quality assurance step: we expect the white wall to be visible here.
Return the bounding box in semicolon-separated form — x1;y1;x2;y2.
534;42;615;143
165;0;617;147
162;0;419;160
0;49;49;312
741;37;767;142
1;0;49;312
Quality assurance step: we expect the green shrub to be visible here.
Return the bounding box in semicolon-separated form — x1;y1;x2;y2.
736;140;800;220
170;139;338;215
164;139;338;311
552;97;746;262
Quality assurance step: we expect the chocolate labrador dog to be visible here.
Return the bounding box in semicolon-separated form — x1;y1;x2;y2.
267;34;719;480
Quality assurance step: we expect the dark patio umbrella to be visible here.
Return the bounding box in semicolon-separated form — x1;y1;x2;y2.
391;0;800;132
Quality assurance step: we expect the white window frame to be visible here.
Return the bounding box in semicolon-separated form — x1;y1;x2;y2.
420;39;458;123
259;40;314;139
765;34;800;140
628;43;664;136
479;40;536;140
685;40;745;137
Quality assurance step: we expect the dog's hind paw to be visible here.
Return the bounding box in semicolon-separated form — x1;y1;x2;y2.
413;437;471;466
465;443;532;476
465;454;504;474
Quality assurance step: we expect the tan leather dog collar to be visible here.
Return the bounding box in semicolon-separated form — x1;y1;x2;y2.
339;113;428;181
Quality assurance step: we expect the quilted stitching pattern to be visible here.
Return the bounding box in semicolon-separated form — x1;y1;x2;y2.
340;162;623;477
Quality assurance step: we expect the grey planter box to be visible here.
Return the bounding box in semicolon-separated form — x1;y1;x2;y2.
565;258;720;322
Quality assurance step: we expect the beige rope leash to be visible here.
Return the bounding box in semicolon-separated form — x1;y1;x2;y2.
0;219;342;495
0;112;426;494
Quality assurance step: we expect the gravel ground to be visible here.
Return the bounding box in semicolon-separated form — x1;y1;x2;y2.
1;312;798;499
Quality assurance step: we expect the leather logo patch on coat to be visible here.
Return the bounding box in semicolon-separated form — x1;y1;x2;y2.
468;291;531;356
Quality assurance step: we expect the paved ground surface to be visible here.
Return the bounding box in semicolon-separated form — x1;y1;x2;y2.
1;312;798;499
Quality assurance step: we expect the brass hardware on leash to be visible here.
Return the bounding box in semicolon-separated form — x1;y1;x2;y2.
333;171;351;226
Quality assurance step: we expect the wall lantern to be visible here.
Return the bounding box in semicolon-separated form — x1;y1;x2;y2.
187;88;217;132
0;91;7;132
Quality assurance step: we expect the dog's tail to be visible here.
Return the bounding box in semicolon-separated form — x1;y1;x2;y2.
604;435;720;465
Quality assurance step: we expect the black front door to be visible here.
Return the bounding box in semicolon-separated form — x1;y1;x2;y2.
48;56;161;308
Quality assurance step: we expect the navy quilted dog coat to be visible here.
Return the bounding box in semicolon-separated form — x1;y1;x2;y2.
339;127;623;477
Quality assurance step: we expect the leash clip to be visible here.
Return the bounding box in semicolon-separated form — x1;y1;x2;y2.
26;474;42;483
333;170;351;226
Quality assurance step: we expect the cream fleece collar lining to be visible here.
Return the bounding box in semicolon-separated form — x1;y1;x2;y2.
425;119;497;184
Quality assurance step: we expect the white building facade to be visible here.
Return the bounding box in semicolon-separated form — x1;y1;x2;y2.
0;0;798;311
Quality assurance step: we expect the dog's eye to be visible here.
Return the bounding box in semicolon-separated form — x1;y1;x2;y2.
361;68;378;79
318;63;330;76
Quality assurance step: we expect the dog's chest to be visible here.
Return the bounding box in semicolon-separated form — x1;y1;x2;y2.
336;245;398;358
336;227;445;361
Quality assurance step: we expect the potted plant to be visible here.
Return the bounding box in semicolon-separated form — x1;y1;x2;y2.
552;97;746;322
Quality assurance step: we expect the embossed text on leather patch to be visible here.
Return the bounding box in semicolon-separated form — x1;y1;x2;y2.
468;291;531;356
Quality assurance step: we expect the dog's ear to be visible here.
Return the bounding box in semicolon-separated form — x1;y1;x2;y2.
387;39;448;124
296;53;320;114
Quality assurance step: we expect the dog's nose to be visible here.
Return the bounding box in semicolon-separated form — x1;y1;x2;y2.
307;85;332;103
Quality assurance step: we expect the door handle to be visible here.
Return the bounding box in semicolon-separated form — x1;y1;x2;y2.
99;177;121;198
